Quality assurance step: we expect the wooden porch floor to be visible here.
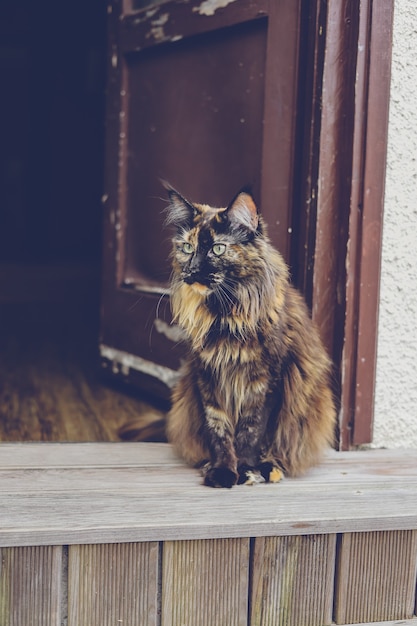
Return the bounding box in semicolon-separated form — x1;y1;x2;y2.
0;443;416;626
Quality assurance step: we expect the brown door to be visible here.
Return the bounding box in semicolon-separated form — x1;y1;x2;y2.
100;0;394;448
100;0;309;399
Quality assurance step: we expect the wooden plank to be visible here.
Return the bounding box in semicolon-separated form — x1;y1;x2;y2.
251;534;336;626
335;530;417;624
0;545;62;626
345;618;417;626
161;538;249;626
68;542;159;626
2;441;417;471
0;442;179;469
0;446;416;546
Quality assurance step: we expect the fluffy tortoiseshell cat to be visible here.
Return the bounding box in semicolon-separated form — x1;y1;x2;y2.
162;185;336;488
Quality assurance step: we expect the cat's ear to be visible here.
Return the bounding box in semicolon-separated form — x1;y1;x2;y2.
226;189;259;231
162;181;196;228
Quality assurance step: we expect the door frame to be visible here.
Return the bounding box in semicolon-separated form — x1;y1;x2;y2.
308;0;394;448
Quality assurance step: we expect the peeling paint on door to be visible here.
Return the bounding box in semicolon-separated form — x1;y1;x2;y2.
145;12;184;44
154;319;186;343
193;0;238;17
100;344;179;388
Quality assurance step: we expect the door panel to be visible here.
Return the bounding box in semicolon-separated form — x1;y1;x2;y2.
124;18;267;288
100;0;303;399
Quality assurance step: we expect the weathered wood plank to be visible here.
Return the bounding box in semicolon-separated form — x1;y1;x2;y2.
68;542;159;626
0;446;416;546
1;442;416;470
0;442;179;469
250;534;336;626
344;618;417;626
335;530;417;624
0;545;62;626
161;538;249;626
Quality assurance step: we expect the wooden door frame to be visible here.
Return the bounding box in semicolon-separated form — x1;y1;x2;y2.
308;0;394;449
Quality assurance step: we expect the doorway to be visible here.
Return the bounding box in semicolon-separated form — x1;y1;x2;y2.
0;0;163;442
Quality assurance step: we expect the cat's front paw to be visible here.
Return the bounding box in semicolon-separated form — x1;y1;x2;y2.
257;461;284;483
204;466;238;488
237;464;265;486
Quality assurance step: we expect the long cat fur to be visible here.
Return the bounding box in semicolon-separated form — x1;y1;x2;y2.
122;186;336;488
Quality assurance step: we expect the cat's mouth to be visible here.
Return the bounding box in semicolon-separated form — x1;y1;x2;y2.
183;273;214;296
189;282;212;296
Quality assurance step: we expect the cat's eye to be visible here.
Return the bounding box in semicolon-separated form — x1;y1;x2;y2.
212;243;226;256
182;242;194;254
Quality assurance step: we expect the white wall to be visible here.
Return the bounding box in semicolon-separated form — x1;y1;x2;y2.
373;0;417;448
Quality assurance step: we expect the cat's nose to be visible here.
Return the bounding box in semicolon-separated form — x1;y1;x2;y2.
189;254;202;272
184;271;202;285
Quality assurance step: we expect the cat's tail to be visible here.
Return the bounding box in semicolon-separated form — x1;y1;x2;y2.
118;415;167;442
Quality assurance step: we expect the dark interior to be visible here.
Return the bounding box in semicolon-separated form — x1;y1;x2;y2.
0;1;162;442
0;0;105;267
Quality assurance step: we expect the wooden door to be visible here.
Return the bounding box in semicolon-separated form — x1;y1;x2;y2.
100;0;394;448
100;0;307;399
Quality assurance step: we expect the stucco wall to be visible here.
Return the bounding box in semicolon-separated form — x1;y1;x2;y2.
373;0;417;447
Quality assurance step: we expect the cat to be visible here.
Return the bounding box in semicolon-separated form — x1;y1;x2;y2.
161;184;336;488
120;185;336;487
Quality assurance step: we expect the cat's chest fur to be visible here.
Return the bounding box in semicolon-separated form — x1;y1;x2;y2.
198;334;270;421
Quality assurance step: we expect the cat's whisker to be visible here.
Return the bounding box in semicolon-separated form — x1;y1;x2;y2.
219;279;238;297
127;297;143;313
215;284;234;306
214;284;238;319
155;291;167;320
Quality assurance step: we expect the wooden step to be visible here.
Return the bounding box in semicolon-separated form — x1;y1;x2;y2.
0;444;416;626
0;444;415;546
